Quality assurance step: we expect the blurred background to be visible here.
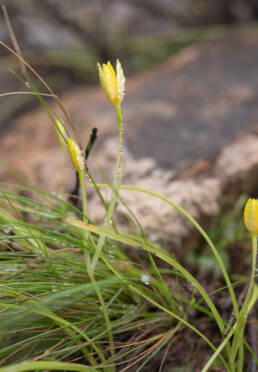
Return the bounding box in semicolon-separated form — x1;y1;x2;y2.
1;0;258;126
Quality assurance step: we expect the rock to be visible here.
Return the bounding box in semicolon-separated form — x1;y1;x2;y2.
1;28;258;251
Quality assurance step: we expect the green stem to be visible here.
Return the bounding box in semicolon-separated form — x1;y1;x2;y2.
57;139;66;197
78;170;91;270
244;235;257;316
201;324;236;372
237;343;244;372
86;106;123;369
88;270;114;371
90;104;123;272
78;171;87;221
232;234;257;369
113;104;123;185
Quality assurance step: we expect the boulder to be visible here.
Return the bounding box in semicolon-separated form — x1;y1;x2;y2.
1;28;258;250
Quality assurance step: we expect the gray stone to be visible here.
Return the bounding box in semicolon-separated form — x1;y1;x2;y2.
1;28;258;251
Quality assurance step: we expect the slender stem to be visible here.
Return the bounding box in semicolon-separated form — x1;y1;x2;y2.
86;105;123;371
232;234;257;369
237;343;244;372
78;170;91;271
88;270;114;371
70;172;107;366
244;235;257;314
90;104;123;272
200;324;236;372
114;104;123;183
59;141;66;197
78;171;87;221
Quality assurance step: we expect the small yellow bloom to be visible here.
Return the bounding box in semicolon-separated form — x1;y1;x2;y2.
97;59;126;106
67;138;84;173
244;198;258;235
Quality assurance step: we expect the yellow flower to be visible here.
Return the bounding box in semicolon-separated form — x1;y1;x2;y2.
244;198;258;235
97;59;126;106
67;138;84;173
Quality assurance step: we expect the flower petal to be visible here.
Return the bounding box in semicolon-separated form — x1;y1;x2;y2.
97;63;107;94
103;62;118;104
116;59;126;104
244;198;258;235
67;138;84;173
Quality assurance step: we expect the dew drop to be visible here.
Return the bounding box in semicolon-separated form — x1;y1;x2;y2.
141;273;150;285
3;225;12;234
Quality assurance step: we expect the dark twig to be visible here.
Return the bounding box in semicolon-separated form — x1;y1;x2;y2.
85;127;98;160
69;173;80;208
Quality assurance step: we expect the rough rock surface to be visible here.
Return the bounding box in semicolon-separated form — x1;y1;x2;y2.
1;28;258;252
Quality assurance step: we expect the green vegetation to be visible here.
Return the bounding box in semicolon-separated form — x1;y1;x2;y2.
0;45;257;372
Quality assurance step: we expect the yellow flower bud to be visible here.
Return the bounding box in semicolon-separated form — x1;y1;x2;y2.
244;198;258;235
67;138;84;173
97;59;126;106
